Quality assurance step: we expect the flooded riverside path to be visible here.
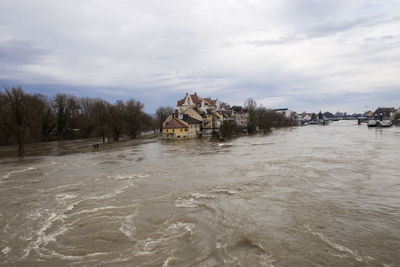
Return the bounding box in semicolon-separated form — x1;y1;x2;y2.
1;121;400;266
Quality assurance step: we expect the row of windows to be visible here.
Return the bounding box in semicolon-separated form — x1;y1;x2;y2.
165;128;188;133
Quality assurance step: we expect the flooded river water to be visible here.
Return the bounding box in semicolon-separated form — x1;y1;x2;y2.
1;121;399;266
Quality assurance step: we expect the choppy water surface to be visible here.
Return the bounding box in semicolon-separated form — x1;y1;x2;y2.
1;121;400;266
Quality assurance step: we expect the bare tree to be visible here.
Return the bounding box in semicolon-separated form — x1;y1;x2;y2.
126;99;143;139
1;86;44;156
53;94;68;137
156;106;174;132
0;90;12;145
79;97;96;138
244;98;257;133
110;100;125;141
92;99;110;144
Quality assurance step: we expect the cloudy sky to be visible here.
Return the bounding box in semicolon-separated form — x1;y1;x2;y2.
1;0;399;113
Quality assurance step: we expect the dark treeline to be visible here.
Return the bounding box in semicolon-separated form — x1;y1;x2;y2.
221;98;296;139
247;98;297;133
0;86;157;156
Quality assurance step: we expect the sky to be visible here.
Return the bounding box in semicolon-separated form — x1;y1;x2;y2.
1;0;399;113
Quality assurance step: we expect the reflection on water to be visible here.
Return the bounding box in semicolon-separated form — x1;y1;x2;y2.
0;121;400;266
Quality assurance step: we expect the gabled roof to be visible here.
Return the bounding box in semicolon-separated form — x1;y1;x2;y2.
232;106;246;112
182;116;202;125
164;117;188;129
177;93;203;106
177;99;185;106
203;98;216;106
193;107;206;117
190;94;202;105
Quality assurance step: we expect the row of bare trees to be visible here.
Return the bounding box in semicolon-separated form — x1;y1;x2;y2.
219;98;297;139
0;86;156;156
245;98;297;134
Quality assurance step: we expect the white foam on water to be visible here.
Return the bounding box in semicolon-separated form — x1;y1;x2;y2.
40;183;82;193
27;209;42;220
175;197;198;208
1;246;11;255
110;174;135;181
162;255;177;267
108;173;149;181
304;224;374;264
192;193;215;199
213;189;239;195
56;193;77;201
259;254;276;267
119;212;137;241
18;205;113;263
2;167;36;179
176;193;215;208
167;222;194;236
3;223;10;234
134;222;194;256
135;237;167;256
65;193;116;211
72;204;137;216
21;211;67;259
115;181;137;194
42;250;108;261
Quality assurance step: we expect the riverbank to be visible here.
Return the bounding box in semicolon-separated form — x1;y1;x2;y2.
0;132;162;159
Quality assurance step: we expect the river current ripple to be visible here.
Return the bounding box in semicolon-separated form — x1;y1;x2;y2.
0;121;399;266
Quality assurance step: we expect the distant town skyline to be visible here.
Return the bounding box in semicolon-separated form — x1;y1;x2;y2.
1;0;399;113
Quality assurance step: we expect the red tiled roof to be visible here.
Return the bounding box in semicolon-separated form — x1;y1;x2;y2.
177;99;185;106
164;118;188;129
190;94;202;105
177;93;203;106
203;98;216;106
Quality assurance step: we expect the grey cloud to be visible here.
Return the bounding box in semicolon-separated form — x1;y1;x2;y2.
246;15;392;47
0;0;399;113
0;40;49;65
307;16;377;37
245;35;305;47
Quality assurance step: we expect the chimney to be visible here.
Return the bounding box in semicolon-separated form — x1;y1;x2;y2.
195;92;197;96
175;109;179;118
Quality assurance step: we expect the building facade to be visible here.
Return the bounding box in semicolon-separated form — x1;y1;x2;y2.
162;116;189;140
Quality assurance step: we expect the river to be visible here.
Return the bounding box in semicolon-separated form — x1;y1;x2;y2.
1;121;399;266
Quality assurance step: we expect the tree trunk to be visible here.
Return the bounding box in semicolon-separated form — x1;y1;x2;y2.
17;137;24;156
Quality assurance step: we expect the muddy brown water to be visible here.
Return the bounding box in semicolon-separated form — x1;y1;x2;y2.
1;121;399;266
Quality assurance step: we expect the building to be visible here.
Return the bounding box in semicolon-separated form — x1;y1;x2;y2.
273;108;291;118
176;93;203;115
176;92;225;135
162;116;189;140
232;106;249;128
176;92;219;117
182;115;202;138
183;107;204;122
393;107;400;120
